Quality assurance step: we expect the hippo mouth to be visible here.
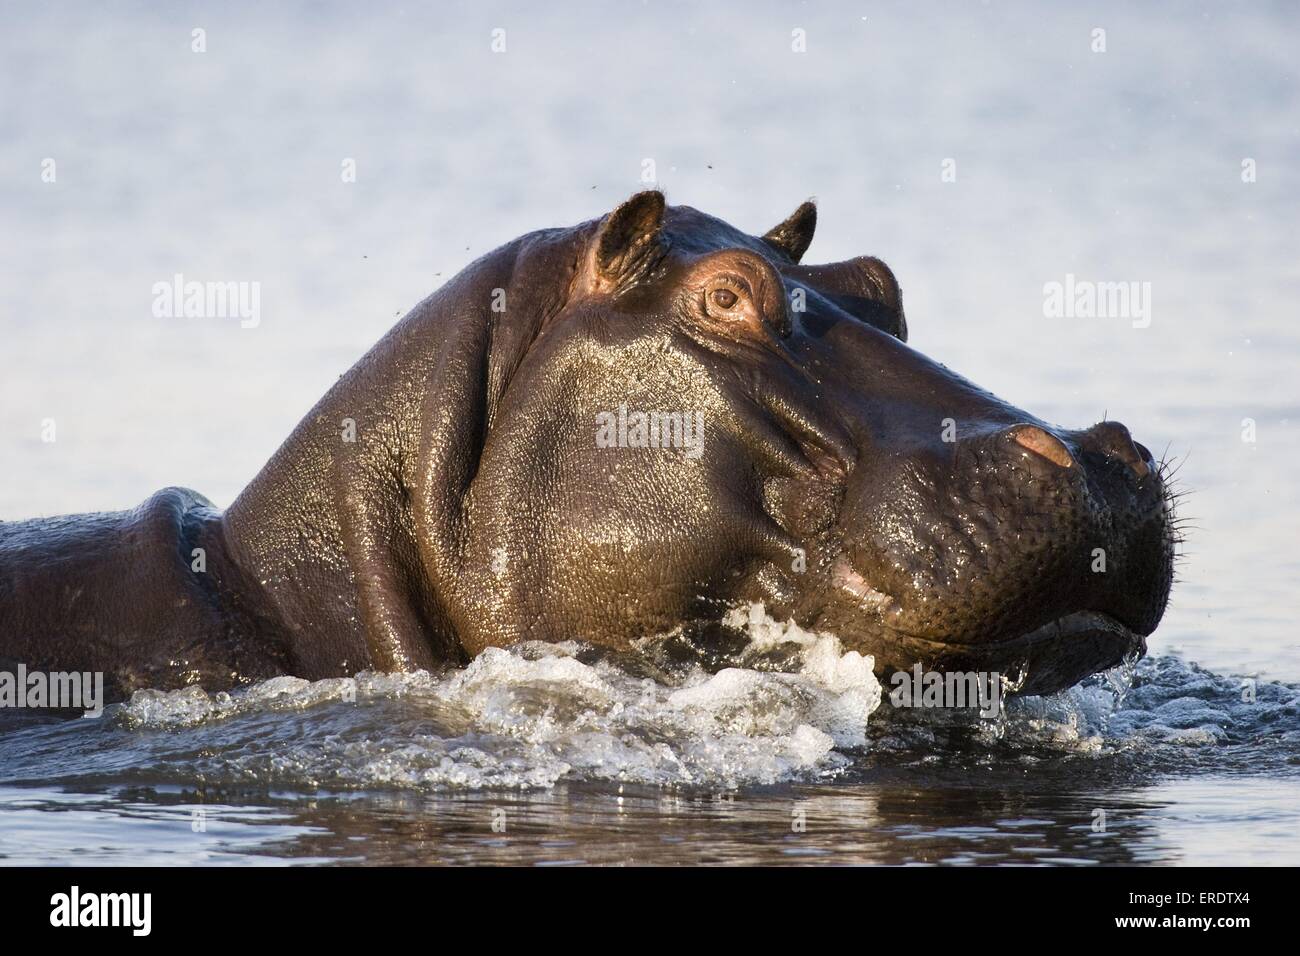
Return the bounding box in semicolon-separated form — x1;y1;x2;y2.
829;560;1146;696
917;610;1146;698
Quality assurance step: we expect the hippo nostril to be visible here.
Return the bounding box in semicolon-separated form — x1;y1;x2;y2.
1084;421;1150;478
1008;424;1075;469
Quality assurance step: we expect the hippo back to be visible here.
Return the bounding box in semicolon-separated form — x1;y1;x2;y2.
0;487;287;703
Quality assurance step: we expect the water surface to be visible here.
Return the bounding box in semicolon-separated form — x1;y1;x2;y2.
1;1;1298;864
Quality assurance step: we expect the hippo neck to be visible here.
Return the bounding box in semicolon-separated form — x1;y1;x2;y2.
221;229;583;675
220;303;451;676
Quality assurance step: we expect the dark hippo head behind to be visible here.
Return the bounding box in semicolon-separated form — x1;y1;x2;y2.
0;192;1177;702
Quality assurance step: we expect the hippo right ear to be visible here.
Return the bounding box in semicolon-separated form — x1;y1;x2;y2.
762;201;817;263
591;190;667;289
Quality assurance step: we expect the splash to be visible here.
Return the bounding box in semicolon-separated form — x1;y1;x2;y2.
108;605;882;790
4;608;1295;793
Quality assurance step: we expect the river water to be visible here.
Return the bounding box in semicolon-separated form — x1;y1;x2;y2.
1;1;1298;865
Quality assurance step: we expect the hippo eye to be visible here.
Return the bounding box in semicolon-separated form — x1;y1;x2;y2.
711;288;739;309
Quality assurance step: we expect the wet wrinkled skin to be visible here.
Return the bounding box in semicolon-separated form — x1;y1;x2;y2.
0;192;1175;702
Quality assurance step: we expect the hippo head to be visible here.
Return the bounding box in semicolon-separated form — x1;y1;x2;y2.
427;191;1176;696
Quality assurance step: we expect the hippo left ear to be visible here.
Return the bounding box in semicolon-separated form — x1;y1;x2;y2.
592;190;666;288
762;201;817;263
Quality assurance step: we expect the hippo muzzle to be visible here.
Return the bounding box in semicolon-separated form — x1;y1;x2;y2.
823;414;1174;696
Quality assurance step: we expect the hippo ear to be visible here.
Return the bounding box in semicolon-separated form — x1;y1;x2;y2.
788;256;907;341
593;190;666;286
762;201;817;263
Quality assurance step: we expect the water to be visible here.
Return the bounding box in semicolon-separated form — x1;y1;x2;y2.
2;613;1297;864
1;1;1298;864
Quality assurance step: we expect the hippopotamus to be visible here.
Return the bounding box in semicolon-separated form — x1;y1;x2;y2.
0;192;1174;704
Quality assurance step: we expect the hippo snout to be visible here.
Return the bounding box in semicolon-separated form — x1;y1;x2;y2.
826;409;1174;695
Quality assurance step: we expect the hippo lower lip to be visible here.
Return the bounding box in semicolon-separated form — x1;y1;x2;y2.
851;609;1145;697
961;610;1139;652
828;555;1147;696
952;611;1146;697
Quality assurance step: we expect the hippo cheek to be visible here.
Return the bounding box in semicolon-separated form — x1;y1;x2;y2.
451;410;808;653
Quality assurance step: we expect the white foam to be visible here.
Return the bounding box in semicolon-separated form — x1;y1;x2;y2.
108;613;1287;790
115;605;883;790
